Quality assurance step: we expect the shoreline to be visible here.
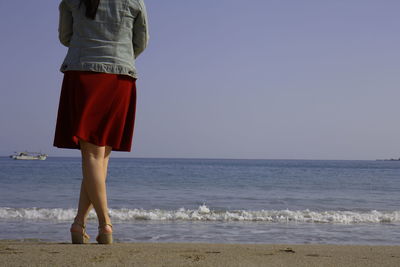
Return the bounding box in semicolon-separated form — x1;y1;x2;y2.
1;241;399;266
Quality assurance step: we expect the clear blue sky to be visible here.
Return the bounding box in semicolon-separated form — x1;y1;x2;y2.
0;0;399;160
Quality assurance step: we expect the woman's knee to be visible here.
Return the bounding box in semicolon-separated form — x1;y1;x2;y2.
79;140;105;160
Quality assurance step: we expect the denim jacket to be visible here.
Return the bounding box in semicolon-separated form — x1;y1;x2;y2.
58;0;149;78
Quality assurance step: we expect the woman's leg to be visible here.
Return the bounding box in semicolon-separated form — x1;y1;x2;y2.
79;140;110;225
103;146;112;183
79;140;112;226
99;145;113;234
74;181;93;225
72;142;112;234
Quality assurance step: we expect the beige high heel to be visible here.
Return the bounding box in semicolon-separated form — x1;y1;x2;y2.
70;221;90;244
96;223;113;244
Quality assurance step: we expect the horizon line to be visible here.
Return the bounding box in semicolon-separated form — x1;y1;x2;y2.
0;155;388;161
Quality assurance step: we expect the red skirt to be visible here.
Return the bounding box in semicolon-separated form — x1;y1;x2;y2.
53;71;137;152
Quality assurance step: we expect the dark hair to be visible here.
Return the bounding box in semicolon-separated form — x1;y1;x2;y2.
80;0;100;20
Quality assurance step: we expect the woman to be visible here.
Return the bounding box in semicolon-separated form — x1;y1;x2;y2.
53;0;149;244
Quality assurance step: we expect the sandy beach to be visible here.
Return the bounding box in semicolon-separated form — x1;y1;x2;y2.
1;240;399;267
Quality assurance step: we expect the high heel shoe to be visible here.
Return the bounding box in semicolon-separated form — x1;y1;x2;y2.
96;223;113;244
70;221;90;244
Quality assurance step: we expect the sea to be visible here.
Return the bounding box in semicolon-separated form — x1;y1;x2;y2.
0;157;400;245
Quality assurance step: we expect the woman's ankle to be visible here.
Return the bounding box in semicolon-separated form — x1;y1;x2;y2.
98;223;113;234
98;213;111;225
98;216;112;232
73;215;86;226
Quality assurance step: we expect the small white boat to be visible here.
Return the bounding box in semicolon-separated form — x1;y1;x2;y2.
10;152;48;160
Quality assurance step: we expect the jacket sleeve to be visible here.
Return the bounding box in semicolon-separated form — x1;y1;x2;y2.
58;0;73;47
132;0;149;58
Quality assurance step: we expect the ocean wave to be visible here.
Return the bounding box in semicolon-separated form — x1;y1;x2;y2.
1;205;400;224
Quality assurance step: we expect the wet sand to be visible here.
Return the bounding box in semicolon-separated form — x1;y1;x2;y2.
1;240;399;266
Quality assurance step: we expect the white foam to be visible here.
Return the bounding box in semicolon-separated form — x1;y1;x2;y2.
1;205;400;224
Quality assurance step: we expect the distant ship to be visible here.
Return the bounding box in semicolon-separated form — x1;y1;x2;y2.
384;158;400;161
10;152;47;160
376;158;400;161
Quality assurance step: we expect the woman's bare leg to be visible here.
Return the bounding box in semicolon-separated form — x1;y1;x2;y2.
80;140;110;225
99;146;113;234
73;146;112;224
103;146;112;183
73;182;93;226
71;141;112;235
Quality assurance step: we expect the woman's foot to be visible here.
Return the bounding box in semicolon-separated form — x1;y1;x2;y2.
96;223;113;244
70;220;90;244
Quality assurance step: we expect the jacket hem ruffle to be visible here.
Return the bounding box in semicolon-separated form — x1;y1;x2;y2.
60;62;138;79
